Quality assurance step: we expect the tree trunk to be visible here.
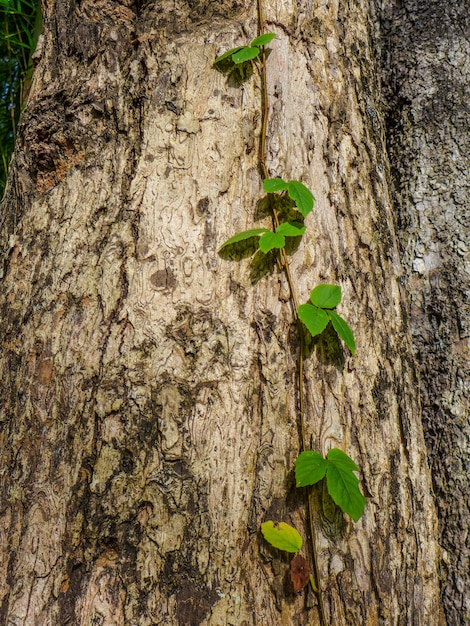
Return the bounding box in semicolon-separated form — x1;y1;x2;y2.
380;2;469;623
0;1;445;624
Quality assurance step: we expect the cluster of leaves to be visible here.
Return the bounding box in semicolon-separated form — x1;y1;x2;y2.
0;0;40;197
261;448;365;590
213;33;276;81
220;180;354;353
295;448;366;521
215;34;365;598
219;177;313;253
298;284;356;354
261;521;312;592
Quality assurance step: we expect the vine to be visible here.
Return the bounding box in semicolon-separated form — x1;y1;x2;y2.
214;4;365;623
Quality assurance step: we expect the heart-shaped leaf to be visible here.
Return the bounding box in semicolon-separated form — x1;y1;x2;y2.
276;221;306;237
250;33;277;47
219;228;269;250
326;448;360;472
325;449;365;522
263;177;289;193
295;451;328;487
297;304;329;337
259;230;285;252
327;310;356;354
261;521;303;553
287;180;314;217
310;284;341;309
214;46;244;65
232;46;260;63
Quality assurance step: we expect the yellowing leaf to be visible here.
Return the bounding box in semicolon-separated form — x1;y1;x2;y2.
261;521;302;553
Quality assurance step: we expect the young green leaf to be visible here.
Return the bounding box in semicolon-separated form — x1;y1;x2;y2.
261;521;303;553
297;304;329;337
287;181;314;217
263;177;289;193
250;33;277;47
259;231;285;253
232;46;260;63
326;448;360;472
295;451;328;487
275;222;306;237
214;46;244;65
310;284;342;309
219;228;269;250
327;310;356;354
325;449;366;522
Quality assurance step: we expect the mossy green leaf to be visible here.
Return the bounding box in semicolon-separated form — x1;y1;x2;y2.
263;177;289;193
325;450;365;522
232;46;260;63
297;304;329;337
259;231;285;253
327;310;356;354
250;33;277;47
295;451;328;487
275;222;306;236
219;228;269;250
261;521;303;553
287;180;314;217
310;284;342;309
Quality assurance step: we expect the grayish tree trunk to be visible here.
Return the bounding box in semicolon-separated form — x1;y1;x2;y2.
0;0;445;624
380;2;469;622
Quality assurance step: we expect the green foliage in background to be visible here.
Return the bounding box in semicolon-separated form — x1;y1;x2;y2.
0;0;40;197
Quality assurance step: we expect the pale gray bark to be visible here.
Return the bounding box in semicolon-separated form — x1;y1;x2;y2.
380;2;469;622
0;1;445;624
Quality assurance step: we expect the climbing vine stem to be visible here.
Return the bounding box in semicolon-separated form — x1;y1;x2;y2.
215;3;363;623
256;1;326;623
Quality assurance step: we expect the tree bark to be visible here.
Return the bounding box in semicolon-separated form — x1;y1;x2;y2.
0;0;445;624
380;2;469;623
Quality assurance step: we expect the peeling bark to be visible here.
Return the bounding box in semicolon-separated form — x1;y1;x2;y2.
0;1;445;624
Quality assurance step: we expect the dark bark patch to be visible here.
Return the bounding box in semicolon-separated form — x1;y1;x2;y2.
196;197;209;216
150;268;176;291
175;581;219;626
372;366;391;422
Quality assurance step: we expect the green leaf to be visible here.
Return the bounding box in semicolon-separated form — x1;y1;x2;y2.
261;521;303;553
297;304;330;337
219;228;269;250
287;181;315;217
326;448;360;472
250;33;277;47
295;451;328;487
310;284;342;309
275;222;306;237
214;46;244;64
259;231;285;253
263;177;289;193
232;46;260;63
325;449;365;522
327;310;356;354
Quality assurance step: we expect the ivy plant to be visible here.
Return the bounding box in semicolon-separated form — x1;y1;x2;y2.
295;448;366;522
219;177;313;254
263;177;315;218
298;284;356;354
215;20;363;618
214;33;276;69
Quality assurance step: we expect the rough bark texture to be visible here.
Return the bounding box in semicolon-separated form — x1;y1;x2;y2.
0;0;445;624
380;2;469;623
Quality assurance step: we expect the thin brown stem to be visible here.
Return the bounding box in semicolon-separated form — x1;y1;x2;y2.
256;1;327;624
